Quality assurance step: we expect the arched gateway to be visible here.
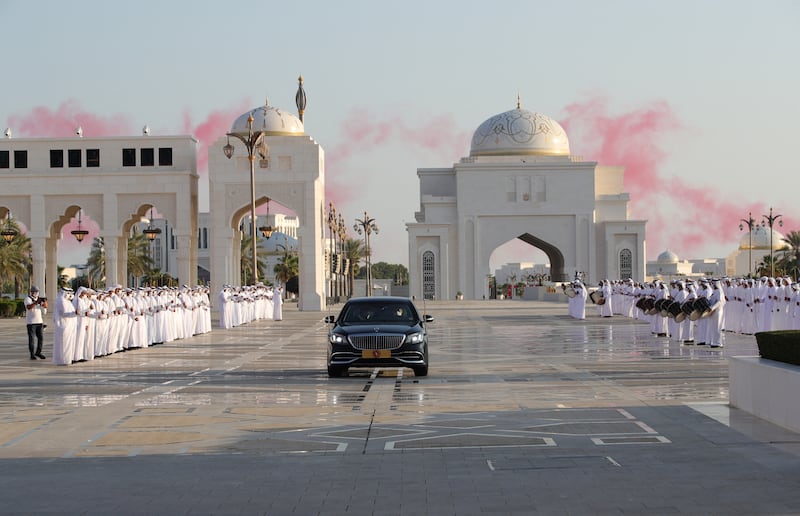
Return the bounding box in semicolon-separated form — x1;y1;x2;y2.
207;100;327;311
0;135;198;303
407;102;647;300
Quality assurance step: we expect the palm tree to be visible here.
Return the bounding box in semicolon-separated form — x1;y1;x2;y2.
240;234;267;285
85;231;153;288
274;252;299;285
127;229;152;286
0;220;31;297
86;237;105;288
757;254;783;278
344;238;364;298
780;230;800;280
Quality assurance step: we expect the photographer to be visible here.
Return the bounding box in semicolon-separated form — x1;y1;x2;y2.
24;286;48;360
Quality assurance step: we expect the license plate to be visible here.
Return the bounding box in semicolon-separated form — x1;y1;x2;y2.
362;349;391;359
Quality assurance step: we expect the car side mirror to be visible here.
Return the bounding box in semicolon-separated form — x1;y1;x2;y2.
423;314;434;323
324;315;336;324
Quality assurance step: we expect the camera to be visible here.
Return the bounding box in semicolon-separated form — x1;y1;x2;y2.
37;297;47;304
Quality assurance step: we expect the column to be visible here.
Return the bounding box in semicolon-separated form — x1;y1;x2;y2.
45;238;58;302
30;237;46;293
175;234;192;287
104;236;119;287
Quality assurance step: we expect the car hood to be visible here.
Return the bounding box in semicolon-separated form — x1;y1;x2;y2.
335;323;423;334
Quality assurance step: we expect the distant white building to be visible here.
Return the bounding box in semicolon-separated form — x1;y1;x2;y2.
646;249;726;281
726;225;786;277
494;262;549;285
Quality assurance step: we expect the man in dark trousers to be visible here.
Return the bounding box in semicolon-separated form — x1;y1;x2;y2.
24;286;48;360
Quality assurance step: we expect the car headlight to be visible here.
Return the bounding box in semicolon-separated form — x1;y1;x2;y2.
406;332;424;344
329;333;347;345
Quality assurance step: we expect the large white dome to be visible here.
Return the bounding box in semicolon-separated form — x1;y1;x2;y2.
230;101;304;136
739;225;785;250
470;107;569;157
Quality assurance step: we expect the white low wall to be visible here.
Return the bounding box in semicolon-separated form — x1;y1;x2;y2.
729;356;800;433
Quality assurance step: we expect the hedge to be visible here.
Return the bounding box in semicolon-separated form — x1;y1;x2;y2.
755;330;800;366
0;300;25;317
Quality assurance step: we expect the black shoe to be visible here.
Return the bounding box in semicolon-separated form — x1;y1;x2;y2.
30;355;37;360
709;344;723;348
657;333;667;337
696;342;706;346
683;340;694;345
36;353;46;359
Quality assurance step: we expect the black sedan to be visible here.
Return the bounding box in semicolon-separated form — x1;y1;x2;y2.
324;296;433;377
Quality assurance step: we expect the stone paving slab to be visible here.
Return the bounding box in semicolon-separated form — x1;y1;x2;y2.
0;300;799;514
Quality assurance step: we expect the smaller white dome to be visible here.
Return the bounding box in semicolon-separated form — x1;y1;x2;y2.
739;225;785;250
657;249;679;263
230;102;304;136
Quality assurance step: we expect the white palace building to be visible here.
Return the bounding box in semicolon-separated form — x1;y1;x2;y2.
1;80;327;310
406;102;647;300
2;90;648;309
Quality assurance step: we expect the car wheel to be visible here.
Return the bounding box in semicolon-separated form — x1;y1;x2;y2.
412;365;428;377
328;366;346;378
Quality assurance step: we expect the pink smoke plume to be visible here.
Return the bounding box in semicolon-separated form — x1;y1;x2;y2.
325;108;470;206
560;97;797;259
7;100;134;138
180;102;251;177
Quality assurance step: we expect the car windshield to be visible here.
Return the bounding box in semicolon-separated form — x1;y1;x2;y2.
340;302;417;324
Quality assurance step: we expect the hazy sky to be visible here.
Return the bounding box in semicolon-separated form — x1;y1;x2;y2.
3;0;799;270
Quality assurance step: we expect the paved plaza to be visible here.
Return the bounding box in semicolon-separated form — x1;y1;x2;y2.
1;300;800;515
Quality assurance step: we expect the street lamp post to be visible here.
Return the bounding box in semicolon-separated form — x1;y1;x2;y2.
739;211;756;278
326;203;337;303
353;211;378;297
762;207;783;278
337;213;347;299
223;110;269;284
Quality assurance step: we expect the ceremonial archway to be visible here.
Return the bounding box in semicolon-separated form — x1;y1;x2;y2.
207;102;326;311
0;135;199;302
407;102;647;300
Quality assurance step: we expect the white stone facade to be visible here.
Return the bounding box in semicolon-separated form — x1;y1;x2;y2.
407;106;646;300
207;130;326;311
0;135;198;302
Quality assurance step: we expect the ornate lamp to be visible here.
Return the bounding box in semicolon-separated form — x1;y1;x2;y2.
143;207;162;241
259;198;274;239
71;210;89;243
1;212;17;242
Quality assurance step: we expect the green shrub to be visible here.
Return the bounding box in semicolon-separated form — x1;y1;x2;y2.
0;300;15;317
755;330;800;366
0;299;26;317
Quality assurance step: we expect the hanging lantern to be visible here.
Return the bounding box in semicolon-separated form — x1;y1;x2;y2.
71;210;89;242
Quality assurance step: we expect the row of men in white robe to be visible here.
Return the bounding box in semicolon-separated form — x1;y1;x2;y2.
571;278;727;347
217;284;283;329
598;276;800;336
51;285;212;365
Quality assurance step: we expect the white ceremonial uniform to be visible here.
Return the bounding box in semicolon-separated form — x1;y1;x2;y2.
273;286;284;321
705;280;726;348
52;290;77;365
568;281;588;320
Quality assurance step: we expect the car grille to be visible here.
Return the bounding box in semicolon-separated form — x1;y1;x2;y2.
349;334;405;350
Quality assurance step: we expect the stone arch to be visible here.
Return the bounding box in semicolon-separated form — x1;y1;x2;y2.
517;233;567;282
0;134;198;302
208;134;326;311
